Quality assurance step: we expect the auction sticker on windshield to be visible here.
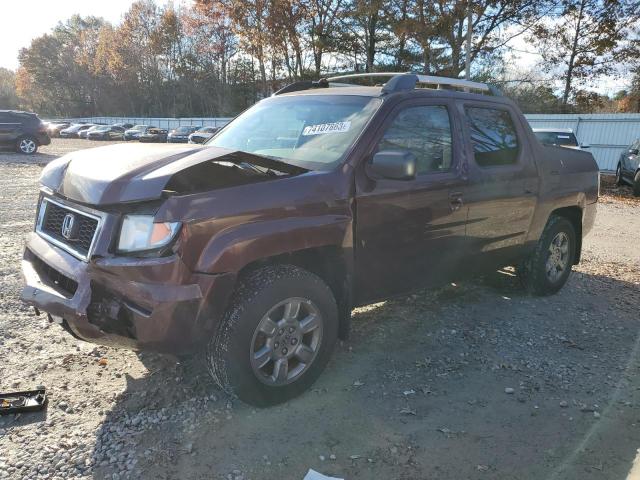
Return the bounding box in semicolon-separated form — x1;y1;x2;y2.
302;122;351;136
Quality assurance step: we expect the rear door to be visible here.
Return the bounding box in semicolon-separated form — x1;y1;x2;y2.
459;102;539;271
354;99;468;303
0;112;20;145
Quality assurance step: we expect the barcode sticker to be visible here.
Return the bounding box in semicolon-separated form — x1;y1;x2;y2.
302;122;351;136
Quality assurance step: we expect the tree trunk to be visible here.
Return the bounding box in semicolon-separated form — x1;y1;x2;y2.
562;0;586;107
366;13;378;72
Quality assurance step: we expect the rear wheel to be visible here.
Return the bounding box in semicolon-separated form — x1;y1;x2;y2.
634;171;640;197
16;136;38;154
207;264;338;407
519;215;576;296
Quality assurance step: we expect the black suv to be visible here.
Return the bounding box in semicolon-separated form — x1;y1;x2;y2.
0;110;51;154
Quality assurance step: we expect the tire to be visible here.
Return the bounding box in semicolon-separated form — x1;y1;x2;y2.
519;215;576;296
615;163;624;186
16;136;38;154
207;264;338;407
634;171;640;197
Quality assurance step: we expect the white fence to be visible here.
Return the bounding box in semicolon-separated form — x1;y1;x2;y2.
525;113;640;172
66;117;233;130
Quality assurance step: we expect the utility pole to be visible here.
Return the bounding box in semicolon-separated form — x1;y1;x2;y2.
465;1;472;80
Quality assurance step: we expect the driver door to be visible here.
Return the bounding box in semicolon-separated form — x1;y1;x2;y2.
354;100;468;304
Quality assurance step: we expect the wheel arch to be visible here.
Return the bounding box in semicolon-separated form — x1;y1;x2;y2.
237;246;352;340
549;206;582;264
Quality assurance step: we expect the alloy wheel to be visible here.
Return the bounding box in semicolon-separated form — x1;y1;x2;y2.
545;232;570;283
250;297;323;386
19;139;36;154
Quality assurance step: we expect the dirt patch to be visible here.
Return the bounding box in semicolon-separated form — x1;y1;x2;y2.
0;149;639;480
599;174;640;206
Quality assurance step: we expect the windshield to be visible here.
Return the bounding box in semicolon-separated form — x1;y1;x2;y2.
535;131;578;147
174;126;194;133
94;126;110;131
208;95;382;170
131;125;147;131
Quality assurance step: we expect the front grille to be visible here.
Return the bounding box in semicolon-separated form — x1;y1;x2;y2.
38;199;100;259
29;251;78;298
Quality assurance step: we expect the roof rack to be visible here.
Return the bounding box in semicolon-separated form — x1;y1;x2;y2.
273;79;328;96
327;72;495;94
274;72;501;96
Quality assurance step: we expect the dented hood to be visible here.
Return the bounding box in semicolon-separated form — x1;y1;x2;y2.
40;143;305;205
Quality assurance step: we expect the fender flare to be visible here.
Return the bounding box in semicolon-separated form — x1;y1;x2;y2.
194;214;352;275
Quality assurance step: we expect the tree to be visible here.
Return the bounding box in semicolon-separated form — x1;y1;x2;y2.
17;16;106;115
341;0;390;72
0;68;19;109
531;0;640;108
305;0;345;76
388;0;543;76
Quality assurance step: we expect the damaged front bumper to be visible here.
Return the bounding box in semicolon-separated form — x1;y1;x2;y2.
21;232;235;354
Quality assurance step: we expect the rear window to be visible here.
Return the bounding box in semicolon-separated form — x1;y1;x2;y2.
465;107;519;166
534;131;578;147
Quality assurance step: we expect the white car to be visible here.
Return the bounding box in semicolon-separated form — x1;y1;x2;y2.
532;128;589;150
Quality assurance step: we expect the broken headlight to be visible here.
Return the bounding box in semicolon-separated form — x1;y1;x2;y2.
117;215;181;254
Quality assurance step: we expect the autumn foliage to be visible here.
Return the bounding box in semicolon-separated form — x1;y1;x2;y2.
11;0;640;117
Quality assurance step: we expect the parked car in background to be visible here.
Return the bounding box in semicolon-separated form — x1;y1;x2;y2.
60;124;95;139
616;139;640;196
188;126;219;144
0;110;51;154
21;73;599;406
47;122;70;138
532;128;589;150
113;123;134;130
167;125;199;143
79;125;100;139
139;128;168;143
87;125;125;141
124;125;154;141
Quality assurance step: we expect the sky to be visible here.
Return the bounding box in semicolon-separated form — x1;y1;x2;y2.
0;0;175;70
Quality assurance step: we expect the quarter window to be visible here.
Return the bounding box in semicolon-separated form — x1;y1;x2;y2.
465;107;519;166
377;105;453;174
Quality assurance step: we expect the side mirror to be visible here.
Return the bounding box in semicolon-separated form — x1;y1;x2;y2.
369;150;416;181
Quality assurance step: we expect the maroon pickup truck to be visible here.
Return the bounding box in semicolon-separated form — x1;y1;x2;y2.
21;73;598;406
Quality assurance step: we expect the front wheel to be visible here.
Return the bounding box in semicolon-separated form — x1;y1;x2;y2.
207;264;338;407
16;136;38;154
634;171;640;197
519;215;576;296
615;163;624;186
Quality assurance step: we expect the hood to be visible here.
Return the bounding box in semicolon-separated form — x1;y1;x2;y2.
40;143;307;206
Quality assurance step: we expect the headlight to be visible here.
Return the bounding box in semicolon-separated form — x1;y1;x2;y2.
118;215;181;253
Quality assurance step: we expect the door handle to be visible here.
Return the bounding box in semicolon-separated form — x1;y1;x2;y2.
449;192;464;211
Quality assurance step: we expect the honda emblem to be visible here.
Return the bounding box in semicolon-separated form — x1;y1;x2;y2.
61;213;76;240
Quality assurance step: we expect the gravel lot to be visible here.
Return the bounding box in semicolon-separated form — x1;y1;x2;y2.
1;139;639;480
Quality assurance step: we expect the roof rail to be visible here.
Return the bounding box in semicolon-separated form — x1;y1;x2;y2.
326;72;496;95
273;79;328;96
274;72;501;97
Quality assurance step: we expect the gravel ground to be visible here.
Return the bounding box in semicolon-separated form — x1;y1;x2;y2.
1;139;639;480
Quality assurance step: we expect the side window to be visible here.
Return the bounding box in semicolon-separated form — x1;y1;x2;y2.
465;107;519;167
377;105;453;174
